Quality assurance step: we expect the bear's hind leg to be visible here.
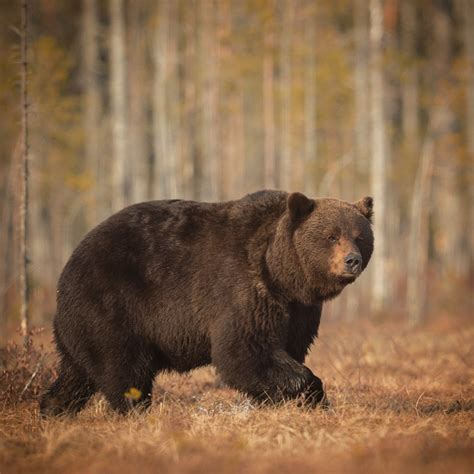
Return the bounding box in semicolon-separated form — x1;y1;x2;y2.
100;374;154;414
40;358;95;417
95;343;161;414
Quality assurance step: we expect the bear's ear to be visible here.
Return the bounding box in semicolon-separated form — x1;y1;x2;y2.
287;192;315;223
353;196;373;222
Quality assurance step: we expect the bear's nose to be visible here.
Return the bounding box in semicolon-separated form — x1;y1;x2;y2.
344;253;362;274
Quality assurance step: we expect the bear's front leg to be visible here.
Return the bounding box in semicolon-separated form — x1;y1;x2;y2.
249;349;326;407
212;332;326;408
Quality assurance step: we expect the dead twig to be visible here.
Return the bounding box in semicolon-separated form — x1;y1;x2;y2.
19;355;44;401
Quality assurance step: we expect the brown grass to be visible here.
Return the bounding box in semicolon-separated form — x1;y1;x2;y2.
1;320;473;474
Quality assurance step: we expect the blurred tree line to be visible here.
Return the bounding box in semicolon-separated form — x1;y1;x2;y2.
0;0;472;338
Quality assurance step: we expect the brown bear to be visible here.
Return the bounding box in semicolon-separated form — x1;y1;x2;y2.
39;190;373;415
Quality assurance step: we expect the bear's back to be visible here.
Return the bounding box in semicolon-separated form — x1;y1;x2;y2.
57;191;287;305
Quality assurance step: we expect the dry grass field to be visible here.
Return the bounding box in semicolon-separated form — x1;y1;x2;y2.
1;318;473;474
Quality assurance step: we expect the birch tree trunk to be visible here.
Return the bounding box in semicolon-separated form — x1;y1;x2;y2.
466;0;474;157
230;88;246;198
263;10;276;189
369;0;387;314
401;0;419;154
20;0;30;346
303;2;316;195
407;2;462;323
279;0;293;191
216;0;232;199
109;0;127;211
355;0;370;170
153;0;171;199
167;0;181;198
128;1;149;203
432;3;464;277
183;0;200;200
199;0;219;200
407;129;434;325
464;0;474;274
352;0;370;317
82;0;101;224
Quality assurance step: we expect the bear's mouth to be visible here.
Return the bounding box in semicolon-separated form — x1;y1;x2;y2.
339;272;358;283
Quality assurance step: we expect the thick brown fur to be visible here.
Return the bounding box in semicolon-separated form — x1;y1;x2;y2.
39;190;373;415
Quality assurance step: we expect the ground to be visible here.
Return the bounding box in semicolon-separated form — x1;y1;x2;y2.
0;319;472;474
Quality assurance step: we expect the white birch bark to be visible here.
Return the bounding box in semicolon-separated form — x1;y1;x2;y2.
401;0;419;153
304;2;316;195
355;0;370;170
466;0;474;157
216;0;233;199
263;14;276;189
152;0;170;199
167;0;181;198
464;0;474;272
407;129;435;325
280;0;293;191
128;2;149;203
199;0;219;200
109;0;127;211
82;0;102;222
369;0;387;313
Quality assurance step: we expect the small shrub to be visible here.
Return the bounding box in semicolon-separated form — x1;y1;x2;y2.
0;328;56;404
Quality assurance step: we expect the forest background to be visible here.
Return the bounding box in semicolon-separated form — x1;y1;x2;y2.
0;0;473;341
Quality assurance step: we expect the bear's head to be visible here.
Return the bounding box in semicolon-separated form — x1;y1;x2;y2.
266;192;374;304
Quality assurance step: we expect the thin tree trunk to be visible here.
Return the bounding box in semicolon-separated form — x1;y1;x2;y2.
82;0;102;224
401;0;419;153
167;0;181;198
369;0;387;314
263;12;276;189
304;2;316;195
382;0;398;306
128;1;149;203
407;129;434;325
355;0;370;170
432;2;464;277
199;0;219;200
182;0;200;200
20;0;30;346
464;0;474;276
153;0;170;199
353;0;370;317
231;88;246;198
109;0;127;211
216;0;232;199
224;4;245;201
280;0;293;191
466;0;474;157
407;2;462;323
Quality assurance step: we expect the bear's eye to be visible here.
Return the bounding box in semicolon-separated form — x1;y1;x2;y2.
356;235;364;241
328;235;337;243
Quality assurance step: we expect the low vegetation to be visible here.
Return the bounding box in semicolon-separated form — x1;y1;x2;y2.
1;318;472;474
